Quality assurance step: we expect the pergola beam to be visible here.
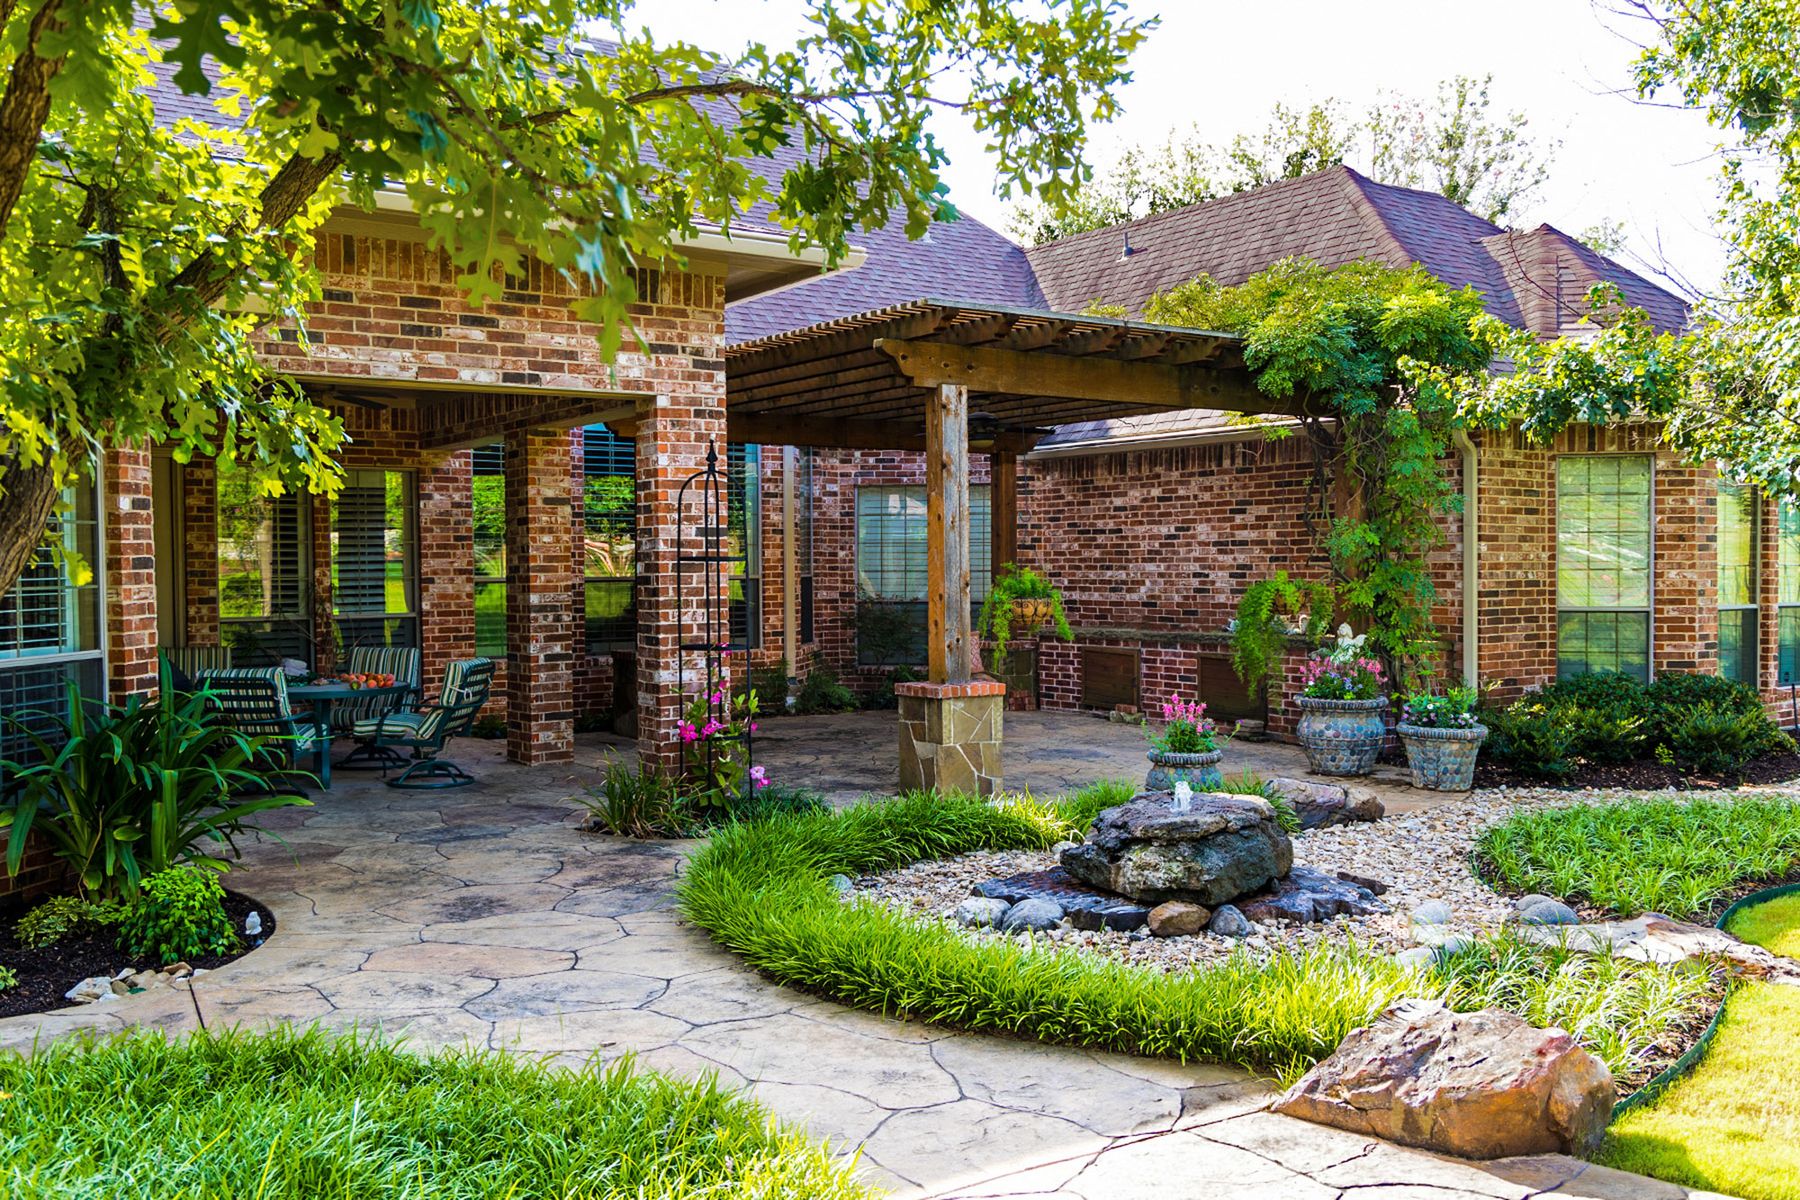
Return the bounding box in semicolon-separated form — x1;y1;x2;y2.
605;412;1041;453
876;338;1285;416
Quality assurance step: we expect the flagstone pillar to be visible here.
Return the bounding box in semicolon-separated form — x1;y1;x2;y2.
103;444;160;699
504;429;576;764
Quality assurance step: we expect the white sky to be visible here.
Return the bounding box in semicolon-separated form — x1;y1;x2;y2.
635;0;1729;293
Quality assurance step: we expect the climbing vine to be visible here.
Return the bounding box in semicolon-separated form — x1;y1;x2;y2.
1231;570;1335;700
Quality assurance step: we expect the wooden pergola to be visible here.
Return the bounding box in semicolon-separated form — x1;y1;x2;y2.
721;300;1294;687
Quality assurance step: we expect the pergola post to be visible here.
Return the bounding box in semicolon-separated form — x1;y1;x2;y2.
897;382;1004;796
503;429;576;765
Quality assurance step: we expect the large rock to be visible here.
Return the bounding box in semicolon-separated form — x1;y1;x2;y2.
1274;1000;1614;1159
1237;865;1388;925
1147;901;1210;938
998;897;1064;933
1515;913;1800;983
1263;776;1385;830
1059;792;1293;906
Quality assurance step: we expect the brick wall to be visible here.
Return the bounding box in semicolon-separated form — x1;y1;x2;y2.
0;835;69;905
103;444;159;698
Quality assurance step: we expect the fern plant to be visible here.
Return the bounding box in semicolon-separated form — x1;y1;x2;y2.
977;564;1073;658
1231;571;1334;701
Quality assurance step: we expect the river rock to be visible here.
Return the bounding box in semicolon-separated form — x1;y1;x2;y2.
998;897;1064;933
1411;900;1453;926
1059;792;1293;906
1515;913;1800;983
1518;899;1579;926
1147;901;1210;938
1274;999;1615;1158
1238;865;1389;925
1207;904;1252;938
1263;776;1385;830
953;897;1011;929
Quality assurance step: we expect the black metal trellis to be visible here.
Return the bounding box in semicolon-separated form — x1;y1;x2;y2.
675;441;754;789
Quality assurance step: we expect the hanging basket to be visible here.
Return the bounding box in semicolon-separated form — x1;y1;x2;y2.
1009;597;1058;635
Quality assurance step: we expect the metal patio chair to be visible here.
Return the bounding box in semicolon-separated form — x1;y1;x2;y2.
194;666;321;779
332;645;424;769
350;657;496;789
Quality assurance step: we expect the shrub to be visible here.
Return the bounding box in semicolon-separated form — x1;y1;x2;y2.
1538;672;1652;763
748;658;789;714
0;677;310;898
1481;700;1577;779
0;965;15;992
0;1028;869;1199
1666;702;1790;776
581;757;693;838
116;867;239;965
14;895;127;949
861;665;917;711
1477;795;1800;918
794;663;857;714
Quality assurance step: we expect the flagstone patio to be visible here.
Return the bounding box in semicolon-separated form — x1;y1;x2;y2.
0;714;1707;1198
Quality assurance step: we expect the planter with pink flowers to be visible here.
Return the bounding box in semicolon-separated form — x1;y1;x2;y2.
1293;627;1389;778
1144;693;1227;790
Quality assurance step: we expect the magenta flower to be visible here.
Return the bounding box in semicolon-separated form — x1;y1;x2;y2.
748;764;770;790
677;720;699;744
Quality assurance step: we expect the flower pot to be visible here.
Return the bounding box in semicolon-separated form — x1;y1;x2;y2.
1294;695;1389;777
1398;722;1488;791
1145;748;1223;791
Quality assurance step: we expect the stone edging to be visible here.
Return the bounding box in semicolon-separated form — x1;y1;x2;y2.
1610;879;1800;1120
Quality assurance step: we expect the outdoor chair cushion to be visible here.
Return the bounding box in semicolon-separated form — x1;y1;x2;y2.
332;645;423;732
195;667;322;751
350;709;444;743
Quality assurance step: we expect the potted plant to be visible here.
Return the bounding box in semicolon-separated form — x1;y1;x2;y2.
977;564;1073;658
1145;693;1225;790
1294;625;1389;776
1397;685;1486;790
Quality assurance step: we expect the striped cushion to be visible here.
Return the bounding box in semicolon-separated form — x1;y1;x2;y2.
350;710;443;742
196;668;319;749
162;645;233;678
333;646;423;731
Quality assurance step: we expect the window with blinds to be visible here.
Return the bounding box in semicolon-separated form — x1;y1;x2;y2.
472;443;506;658
217;467;312;666
1556;456;1653;682
332;469;418;651
583;427;635;653
0;484;103;762
854;484;991;665
1717;482;1757;686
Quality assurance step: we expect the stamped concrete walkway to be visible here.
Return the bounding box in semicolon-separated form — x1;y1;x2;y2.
0;716;1717;1199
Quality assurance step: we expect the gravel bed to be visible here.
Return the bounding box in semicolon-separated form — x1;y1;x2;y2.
856;784;1787;972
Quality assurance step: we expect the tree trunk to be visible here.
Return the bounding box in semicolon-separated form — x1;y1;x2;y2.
0;456;61;601
0;0;68;239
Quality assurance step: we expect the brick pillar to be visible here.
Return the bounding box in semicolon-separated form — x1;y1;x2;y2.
635;395;728;775
504;429;575;764
181;461;219;646
418;450;476;699
103;445;159;699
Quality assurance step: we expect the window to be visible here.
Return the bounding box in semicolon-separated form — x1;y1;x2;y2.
472;443;506;659
854;485;991;665
728;443;761;649
217;467;312;666
1780;501;1800;685
1718;482;1757;686
582;427;635;653
332;469;417;651
0;485;103;763
1556;456;1652;681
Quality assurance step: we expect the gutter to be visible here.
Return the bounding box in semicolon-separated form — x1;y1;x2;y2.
1453;429;1479;686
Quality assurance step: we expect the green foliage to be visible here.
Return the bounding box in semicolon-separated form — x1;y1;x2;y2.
862;665;919;712
1148;260;1489;676
0;0;1150;598
0;964;13;991
1664;702;1790;776
1476;795;1800;918
0;678;309;899
977;564;1074;658
1481;700;1578;780
1144;694;1219;755
748;658;790;715
795;663;858;715
727;785;831;827
1429;928;1714;1083
13;896;127;950
582;758;693;839
0;1027;870;1199
469;714;506;740
1230;571;1333;699
116;867;239;966
1399;684;1480;728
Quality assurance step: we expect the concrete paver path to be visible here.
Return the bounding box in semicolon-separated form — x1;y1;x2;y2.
0;720;1719;1198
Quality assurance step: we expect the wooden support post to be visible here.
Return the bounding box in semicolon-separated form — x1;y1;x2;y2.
926;382;972;684
990;449;1018;577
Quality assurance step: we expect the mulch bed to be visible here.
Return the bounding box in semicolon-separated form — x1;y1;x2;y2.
1470;750;1800;793
0;890;272;1020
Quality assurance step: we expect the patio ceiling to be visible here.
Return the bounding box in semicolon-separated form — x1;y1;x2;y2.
720;299;1295;451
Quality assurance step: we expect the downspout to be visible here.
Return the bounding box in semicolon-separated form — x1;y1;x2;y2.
1454;430;1479;685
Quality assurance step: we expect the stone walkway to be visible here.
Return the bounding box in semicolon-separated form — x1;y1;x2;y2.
0;715;1719;1199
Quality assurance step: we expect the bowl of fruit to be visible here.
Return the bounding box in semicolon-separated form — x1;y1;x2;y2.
333;671;397;690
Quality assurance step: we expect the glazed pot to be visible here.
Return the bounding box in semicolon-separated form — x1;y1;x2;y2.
1145;748;1223;791
1294;695;1389;777
1398;722;1488;791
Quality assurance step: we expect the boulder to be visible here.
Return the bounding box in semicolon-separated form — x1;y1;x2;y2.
1147;901;1210;938
1516;913;1800;983
998;897;1064;933
1411;900;1453;926
953;897;1011;929
1059;792;1293;906
1263;776;1385;830
1518;899;1579;926
1207;904;1251;938
1274;1000;1615;1158
1238;865;1388;925
974;868;1150;932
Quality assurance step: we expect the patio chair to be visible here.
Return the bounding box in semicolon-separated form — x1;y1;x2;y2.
350;657;496;789
332;645;424;769
160;644;232;692
194;666;321;778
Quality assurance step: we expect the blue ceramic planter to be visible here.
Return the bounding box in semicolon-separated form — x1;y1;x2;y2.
1398;723;1487;791
1294;695;1389;776
1145;749;1223;791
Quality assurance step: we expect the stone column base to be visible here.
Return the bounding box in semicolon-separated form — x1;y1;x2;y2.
896;680;1005;797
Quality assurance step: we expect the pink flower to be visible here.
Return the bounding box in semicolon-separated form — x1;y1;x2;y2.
749;764;770;790
677;720;699;744
749;722;759;732
700;719;724;738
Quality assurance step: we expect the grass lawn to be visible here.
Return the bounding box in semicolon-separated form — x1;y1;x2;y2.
0;1027;871;1200
1599;893;1800;1200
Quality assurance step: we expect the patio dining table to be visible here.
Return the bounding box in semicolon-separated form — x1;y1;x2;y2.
287;680;411;789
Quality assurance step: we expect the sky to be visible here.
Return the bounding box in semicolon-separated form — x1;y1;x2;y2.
634;0;1731;295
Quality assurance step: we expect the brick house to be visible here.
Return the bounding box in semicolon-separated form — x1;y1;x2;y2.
726;166;1783;738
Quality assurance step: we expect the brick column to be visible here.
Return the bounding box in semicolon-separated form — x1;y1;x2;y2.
635;394;728;775
504;429;576;764
103;445;159;699
417;451;477;698
181;461;219;646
